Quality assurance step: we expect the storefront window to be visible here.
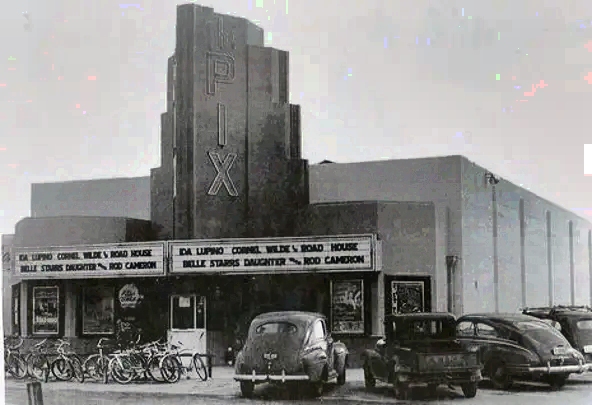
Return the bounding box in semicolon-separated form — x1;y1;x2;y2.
331;280;364;334
82;286;115;335
32;286;59;335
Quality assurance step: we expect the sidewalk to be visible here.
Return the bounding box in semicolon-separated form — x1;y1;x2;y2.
5;367;366;400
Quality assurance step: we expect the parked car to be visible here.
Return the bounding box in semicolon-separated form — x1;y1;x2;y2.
233;311;348;398
456;313;590;390
362;313;482;400
522;306;592;365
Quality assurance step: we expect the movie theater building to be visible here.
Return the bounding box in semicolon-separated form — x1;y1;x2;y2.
4;4;592;366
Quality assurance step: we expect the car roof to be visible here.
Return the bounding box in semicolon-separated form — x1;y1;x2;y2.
252;311;326;323
385;312;456;321
459;313;542;324
524;308;592;319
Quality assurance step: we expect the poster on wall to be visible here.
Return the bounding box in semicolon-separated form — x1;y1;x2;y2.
32;286;59;335
391;281;424;314
331;280;364;334
83;287;115;335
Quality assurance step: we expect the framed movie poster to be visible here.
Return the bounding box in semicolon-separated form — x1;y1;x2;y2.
32;286;59;335
331;280;364;334
391;281;424;314
82;286;115;335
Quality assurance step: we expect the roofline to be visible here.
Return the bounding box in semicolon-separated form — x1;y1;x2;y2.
31;175;150;187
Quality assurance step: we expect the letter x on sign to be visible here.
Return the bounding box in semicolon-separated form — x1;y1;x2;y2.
207;151;238;196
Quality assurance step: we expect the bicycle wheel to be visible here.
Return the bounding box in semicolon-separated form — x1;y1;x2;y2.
109;356;135;384
84;354;109;381
51;357;74;381
146;354;165;382
27;354;50;381
159;355;181;383
7;353;28;379
192;354;208;381
68;355;85;383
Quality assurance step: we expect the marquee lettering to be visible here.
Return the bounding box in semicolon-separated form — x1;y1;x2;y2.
206;51;235;95
207;151;238;196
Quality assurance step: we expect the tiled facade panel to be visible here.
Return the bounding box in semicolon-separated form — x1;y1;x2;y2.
523;199;549;306
551;211;572;305
309;156;463;309
460;161;495;313
496;188;522;312
377;202;439;309
574;225;591;305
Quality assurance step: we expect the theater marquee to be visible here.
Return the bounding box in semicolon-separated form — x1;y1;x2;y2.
168;234;377;274
14;242;166;279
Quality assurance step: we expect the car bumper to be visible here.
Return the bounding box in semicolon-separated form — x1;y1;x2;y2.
528;362;592;374
234;370;310;383
397;368;482;385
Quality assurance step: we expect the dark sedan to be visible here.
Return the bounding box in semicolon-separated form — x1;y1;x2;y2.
456;313;589;390
233;311;348;398
522;306;592;365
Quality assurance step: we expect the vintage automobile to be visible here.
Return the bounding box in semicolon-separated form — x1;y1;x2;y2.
522;306;592;366
233;311;348;398
362;313;482;400
456;313;590;390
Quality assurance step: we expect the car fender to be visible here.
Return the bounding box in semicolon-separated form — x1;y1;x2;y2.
234;350;245;373
302;350;327;381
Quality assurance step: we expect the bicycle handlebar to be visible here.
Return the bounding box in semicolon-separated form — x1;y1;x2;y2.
33;338;48;348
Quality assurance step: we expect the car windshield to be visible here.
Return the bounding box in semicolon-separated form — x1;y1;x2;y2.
255;322;298;335
396;319;455;340
516;321;567;347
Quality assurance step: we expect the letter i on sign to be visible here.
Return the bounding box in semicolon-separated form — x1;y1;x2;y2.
586;144;592;176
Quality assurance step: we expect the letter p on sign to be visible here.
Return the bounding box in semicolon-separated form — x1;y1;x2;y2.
586;144;592;176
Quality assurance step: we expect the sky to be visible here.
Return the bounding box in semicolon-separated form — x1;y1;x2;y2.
1;0;592;236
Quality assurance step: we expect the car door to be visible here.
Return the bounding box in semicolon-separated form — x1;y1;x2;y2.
474;322;507;368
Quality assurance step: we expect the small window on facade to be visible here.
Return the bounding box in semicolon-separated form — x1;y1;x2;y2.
32;286;59;335
82;286;115;335
476;323;499;338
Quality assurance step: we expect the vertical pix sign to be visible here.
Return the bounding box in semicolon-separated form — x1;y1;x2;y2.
14;242;166;279
169;234;377;274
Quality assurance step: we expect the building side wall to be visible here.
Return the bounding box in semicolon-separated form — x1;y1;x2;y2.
31;176;151;220
13;217;153;248
377;202;438;310
460;158;592;313
309;156;462;311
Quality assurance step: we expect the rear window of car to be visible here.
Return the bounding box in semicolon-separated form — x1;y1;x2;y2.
577;320;592;330
516;321;567;345
255;322;298;335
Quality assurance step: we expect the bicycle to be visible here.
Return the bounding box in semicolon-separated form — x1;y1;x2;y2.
4;335;27;379
108;337;167;384
83;337;119;383
25;338;53;382
51;339;85;383
159;339;208;383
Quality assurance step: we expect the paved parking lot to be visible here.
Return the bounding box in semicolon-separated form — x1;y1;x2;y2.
5;368;592;404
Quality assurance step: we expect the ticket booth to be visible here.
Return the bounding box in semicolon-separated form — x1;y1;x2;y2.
168;294;207;354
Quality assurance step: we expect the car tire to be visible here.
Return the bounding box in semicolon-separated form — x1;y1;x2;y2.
546;374;568;390
310;381;324;398
461;382;479;398
363;364;376;389
393;378;410;400
240;381;255;398
337;367;346;385
489;361;512;390
427;383;439;395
